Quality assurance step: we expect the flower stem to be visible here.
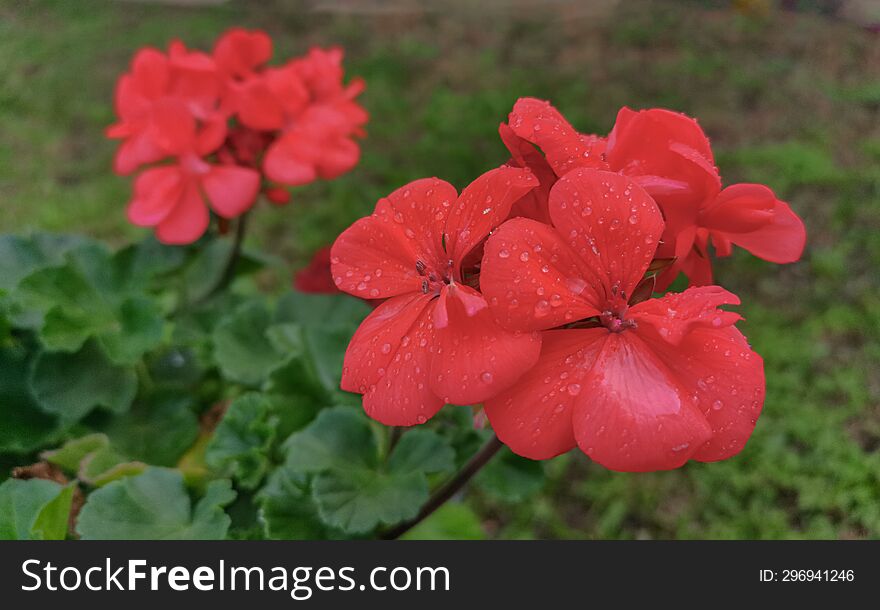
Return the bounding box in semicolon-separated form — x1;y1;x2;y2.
381;434;504;540
199;212;248;304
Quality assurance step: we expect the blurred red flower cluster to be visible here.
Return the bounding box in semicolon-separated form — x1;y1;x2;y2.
108;28;367;244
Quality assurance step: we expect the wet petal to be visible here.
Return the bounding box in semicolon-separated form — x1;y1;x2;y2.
629;285;741;346
443;166;538;268
718;194;806;264
572;332;712;472
429;284;541;405
481;218;602;331
342;292;444;426
484;329;607;460
549;168;664;304
638;324;765;462
331;178;458;299
508;97;608;176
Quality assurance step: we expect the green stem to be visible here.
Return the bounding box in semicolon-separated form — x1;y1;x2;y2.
380;434;504;540
198;213;249;305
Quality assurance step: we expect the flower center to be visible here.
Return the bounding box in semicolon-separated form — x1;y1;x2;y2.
600;307;637;333
416;258;455;296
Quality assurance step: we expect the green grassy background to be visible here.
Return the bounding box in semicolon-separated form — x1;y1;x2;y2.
2;0;879;539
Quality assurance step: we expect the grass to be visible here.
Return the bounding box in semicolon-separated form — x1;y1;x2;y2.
1;0;879;539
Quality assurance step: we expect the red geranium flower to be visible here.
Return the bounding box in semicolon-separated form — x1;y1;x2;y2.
480;168;765;471
294;246;338;294
505;98;806;288
213;28;272;81
110;30;368;245
331;167;542;426
126;100;259;244
107;42;222;175
264;48;367;186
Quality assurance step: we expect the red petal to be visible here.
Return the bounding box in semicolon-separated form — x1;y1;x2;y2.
294;247;338;294
499;122;556;224
113;130;165;175
343;293;444;426
718;196;806;264
213;28;272;78
481;218;602;332
629;285;741;346
484;329;607;460
129;47;170;101
429;284;541;405
638;325;765;462
701;183;776;233
155;180;209;245
233;77;286;131
202;165;260;218
148;98;197;155
572;332;712;472
549;168;664;305
127;166;183;226
330;178;458;300
263;135;317;186
443;166;538;268
315;136;360;179
508;98;608;176
606;107;720;209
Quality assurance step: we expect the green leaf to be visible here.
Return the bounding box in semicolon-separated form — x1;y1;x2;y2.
76;468;236;540
212;301;285;386
387;429;455;476
112;237;187;292
100;395;199;467
402;503;485;540
282;407;455;534
275;291;370;389
0;478;74;540
206;393;278;489
0;341;61;453
78;446;146;487
29;341;137;424
275;290;371;330
311;468;426;534
93;296;164;364
16;244;164;364
476;447;546;502
41;433;148;487
283;407;378;473
256;467;332;540
0;233;90;291
41;433;109;472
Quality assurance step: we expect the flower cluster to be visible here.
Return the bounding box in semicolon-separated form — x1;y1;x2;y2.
332;98;806;472
108;28;367;244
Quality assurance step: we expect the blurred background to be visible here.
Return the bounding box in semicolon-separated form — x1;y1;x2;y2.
2;0;879;539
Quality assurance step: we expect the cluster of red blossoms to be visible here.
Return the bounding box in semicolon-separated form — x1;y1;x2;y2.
108;28;367;244
331;98;806;472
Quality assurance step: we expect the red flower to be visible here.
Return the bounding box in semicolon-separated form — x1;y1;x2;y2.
213;28;272;80
506;98;806;288
126;100;259;244
294;246;338;294
107;43;222;175
331;167;543;426
263;48;367;185
480;168;765;471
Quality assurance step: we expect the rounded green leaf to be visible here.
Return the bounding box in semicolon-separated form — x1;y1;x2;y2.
76;468;236;540
0;478;74;540
29;341;137;424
